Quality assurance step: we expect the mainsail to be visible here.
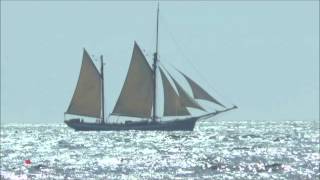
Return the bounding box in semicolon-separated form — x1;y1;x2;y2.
66;49;102;118
111;42;154;118
179;71;226;108
159;68;190;116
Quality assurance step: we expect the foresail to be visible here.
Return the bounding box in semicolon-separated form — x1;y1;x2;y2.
66;49;102;118
159;68;190;116
179;71;226;108
111;42;154;118
164;69;206;111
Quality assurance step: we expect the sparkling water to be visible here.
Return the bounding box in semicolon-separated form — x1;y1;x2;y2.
1;120;319;179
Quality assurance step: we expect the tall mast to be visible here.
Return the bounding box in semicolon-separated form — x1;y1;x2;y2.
100;55;105;124
152;2;160;122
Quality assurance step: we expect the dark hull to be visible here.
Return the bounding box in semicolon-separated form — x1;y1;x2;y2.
65;117;198;131
64;107;237;131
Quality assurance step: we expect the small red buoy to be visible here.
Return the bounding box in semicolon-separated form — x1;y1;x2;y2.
24;159;31;165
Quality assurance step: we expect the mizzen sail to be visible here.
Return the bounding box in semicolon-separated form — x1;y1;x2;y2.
66;49;102;118
111;42;154;118
179;71;226;108
159;68;190;116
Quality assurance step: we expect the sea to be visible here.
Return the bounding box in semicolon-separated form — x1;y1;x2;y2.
1;120;319;180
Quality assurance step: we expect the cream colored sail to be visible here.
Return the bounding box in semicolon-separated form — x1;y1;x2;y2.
164;69;206;111
179;71;225;108
111;42;154;118
159;68;190;116
66;49;102;118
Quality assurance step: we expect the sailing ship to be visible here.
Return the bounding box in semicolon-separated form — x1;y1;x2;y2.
64;4;237;131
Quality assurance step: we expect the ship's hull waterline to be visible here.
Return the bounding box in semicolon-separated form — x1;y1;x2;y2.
64;117;198;131
65;108;236;131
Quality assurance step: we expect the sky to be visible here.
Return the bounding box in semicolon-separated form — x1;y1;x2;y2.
1;1;319;124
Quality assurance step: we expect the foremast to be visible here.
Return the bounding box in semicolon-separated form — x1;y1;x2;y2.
100;55;105;124
152;2;160;122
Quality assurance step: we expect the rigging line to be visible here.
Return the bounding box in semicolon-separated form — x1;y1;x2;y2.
161;15;233;107
160;13;236;107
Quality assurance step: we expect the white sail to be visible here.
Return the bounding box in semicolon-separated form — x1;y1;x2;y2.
66;49;102;118
111;42;154;118
179;71;226;108
159;68;190;116
164;69;206;111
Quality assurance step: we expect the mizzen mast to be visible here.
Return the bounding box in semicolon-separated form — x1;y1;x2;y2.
152;2;160;122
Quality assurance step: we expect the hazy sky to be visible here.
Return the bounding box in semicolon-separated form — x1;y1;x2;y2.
1;1;319;124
